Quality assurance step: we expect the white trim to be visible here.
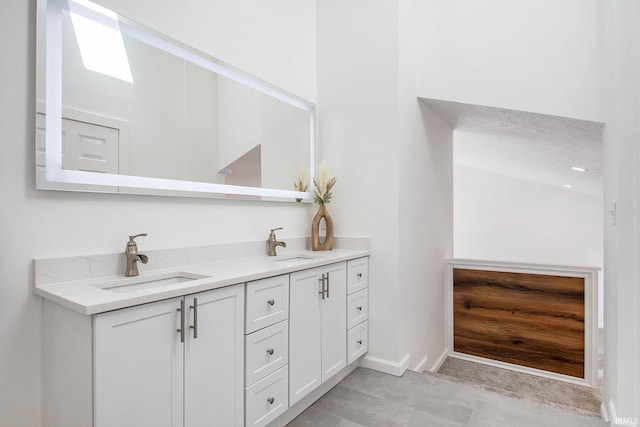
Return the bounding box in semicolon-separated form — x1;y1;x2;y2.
447;258;601;275
601;402;610;423
429;347;450;373
446;259;599;387
609;400;619;426
606;399;640;427
359;353;410;377
411;355;429;373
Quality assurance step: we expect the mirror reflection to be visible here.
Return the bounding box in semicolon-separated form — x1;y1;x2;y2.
36;0;315;201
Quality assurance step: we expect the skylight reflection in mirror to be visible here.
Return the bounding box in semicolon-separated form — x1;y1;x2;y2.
69;0;133;83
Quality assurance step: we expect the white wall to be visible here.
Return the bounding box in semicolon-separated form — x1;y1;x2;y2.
317;0;403;367
414;0;604;123
602;0;640;423
398;99;453;371
318;0;454;374
398;0;454;372
454;165;603;267
0;1;315;425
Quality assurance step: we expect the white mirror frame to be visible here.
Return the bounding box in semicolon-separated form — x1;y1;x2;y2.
37;0;316;201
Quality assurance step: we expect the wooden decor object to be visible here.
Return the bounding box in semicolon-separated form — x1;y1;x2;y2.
311;204;334;251
453;268;585;378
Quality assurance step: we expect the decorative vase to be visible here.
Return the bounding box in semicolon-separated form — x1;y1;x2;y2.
311;203;334;251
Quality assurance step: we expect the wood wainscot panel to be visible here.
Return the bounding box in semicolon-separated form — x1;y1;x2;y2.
453;268;585;378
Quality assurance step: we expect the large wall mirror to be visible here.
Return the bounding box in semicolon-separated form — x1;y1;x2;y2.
36;0;315;201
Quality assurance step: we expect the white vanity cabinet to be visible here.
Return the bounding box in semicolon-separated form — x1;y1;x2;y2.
44;284;244;427
244;275;290;426
38;245;370;427
289;262;347;406
347;258;369;364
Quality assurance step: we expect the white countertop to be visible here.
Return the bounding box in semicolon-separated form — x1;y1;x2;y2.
35;247;368;315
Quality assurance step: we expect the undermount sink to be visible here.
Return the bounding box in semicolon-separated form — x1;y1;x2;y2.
94;272;210;293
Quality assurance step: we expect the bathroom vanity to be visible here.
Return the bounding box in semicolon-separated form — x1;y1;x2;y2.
35;239;369;427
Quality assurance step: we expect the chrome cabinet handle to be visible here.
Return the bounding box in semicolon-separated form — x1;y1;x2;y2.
190;297;198;339
266;348;274;355
357;340;363;345
177;300;185;343
326;273;330;298
318;275;326;300
267;397;275;405
357;272;363;278
356;306;363;311
318;273;330;299
267;299;275;306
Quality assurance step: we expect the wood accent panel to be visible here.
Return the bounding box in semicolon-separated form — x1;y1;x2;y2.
453;268;585;378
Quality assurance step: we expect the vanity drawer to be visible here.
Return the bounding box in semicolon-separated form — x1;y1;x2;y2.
347;258;368;295
245;320;288;386
246;275;289;333
347;289;368;329
347;321;368;365
245;365;288;427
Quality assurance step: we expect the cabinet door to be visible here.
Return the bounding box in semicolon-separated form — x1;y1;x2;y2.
94;298;183;427
321;262;347;381
184;285;244;427
289;268;322;406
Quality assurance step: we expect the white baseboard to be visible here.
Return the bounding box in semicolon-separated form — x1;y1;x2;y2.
601;402;610;423
608;399;618;426
360;353;410;377
606;398;639;426
428;347;450;373
411;355;429;372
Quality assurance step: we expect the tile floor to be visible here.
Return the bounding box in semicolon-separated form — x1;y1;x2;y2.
287;368;607;427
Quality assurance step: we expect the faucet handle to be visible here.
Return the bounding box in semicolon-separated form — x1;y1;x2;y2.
129;233;148;241
269;228;283;239
127;233;147;247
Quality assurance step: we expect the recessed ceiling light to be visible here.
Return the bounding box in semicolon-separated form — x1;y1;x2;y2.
563;184;573;189
571;166;587;172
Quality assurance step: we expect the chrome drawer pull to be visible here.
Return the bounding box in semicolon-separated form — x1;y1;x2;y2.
357;340;363;345
356;306;363;311
326;273;330;298
267;397;275;405
266;348;275;356
318;275;327;300
190;298;198;339
357;272;363;278
267;299;275;306
177;300;185;343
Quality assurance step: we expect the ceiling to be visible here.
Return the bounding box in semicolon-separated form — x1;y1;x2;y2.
421;99;604;196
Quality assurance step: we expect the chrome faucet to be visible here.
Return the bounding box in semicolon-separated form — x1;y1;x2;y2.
267;228;286;256
125;233;149;276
